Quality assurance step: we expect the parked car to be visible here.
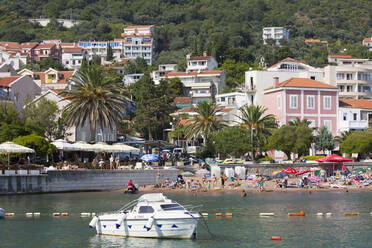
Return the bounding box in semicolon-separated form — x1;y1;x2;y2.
223;158;243;164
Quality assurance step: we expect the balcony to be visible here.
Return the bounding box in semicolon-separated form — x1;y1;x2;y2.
337;79;370;85
339;120;369;130
339;91;372;97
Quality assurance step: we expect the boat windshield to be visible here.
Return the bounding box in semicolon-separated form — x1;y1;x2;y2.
160;204;184;211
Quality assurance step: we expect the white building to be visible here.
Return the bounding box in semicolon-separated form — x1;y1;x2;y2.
215;92;249;125
186;55;218;72
262;27;289;45
338;98;372;133
121;25;155;65
163;70;226;104
245;58;324;106
30;89;117;142
328;55;371;65
77;41;123;62
324;61;372;99
62;47;89;70
151;64;177;85
363;37;372;51
123;73;144;86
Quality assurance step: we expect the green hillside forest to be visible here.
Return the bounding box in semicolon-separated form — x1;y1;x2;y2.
1;0;372;69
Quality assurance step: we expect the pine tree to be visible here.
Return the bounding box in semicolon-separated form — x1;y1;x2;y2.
80;57;88;72
107;43;113;61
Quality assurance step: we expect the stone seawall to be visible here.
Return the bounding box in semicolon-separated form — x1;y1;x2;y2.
0;170;178;195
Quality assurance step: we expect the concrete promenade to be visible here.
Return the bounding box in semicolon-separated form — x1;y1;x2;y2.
0;170;178;195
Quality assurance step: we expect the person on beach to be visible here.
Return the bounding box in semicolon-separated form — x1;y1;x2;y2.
109;155;114;170
212;174;216;189
257;175;264;191
220;175;225;188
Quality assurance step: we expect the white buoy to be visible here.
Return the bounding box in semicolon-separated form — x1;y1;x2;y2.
34;213;40;216
91;213;96;216
259;213;275;216
201;213;208;216
26;213;33;217
115;212;127;228
89;216;99;228
81;213;91;217
316;213;323;216
326;213;332;216
145;216;155;231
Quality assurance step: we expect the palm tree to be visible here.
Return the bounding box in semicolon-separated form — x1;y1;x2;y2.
184;101;224;144
335;130;352;144
61;65;127;142
237;105;276;161
289;117;313;128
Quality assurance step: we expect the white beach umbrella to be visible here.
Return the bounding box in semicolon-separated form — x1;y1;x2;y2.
0;142;35;165
51;139;79;151
90;142;116;153
112;143;140;153
73;141;96;152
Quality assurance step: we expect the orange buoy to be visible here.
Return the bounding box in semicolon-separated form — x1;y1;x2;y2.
215;213;222;216
288;211;305;216
61;212;69;216
344;212;352;216
271;236;281;240
225;213;233;216
53;213;60;216
5;213;15;217
299;211;305;216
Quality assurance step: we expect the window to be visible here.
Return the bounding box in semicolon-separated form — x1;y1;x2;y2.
343;113;347;121
307;95;315;109
346;73;353;80
277;95;281;109
336;73;344;80
324;120;332;131
339;85;344;92
290;95;298;109
324;96;331;110
347;85;353;92
138;206;154;214
353;113;357;121
310;76;315;80
160;204;184;211
220;97;225;102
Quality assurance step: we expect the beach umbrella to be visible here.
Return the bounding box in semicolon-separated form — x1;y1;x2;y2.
141;154;158;162
295;170;311;176
316;154;352;162
0;142;35;165
181;171;195;177
73;141;96;152
112;143;139;153
51;139;79;151
282;168;298;174
274;172;289;178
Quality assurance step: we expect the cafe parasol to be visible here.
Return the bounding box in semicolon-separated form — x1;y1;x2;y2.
0;142;35;165
315;154;352;162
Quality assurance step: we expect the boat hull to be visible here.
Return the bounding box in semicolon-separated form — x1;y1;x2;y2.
94;217;199;239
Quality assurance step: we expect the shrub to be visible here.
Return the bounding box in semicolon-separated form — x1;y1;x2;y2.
303;155;325;161
259;156;274;162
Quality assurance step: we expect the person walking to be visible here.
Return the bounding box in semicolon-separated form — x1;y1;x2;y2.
220;175;225;188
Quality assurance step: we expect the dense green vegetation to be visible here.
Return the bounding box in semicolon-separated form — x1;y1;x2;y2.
1;0;372;71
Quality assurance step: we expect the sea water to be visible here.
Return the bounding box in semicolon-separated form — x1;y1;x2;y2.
1;191;372;248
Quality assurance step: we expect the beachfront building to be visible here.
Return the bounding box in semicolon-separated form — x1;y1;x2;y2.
245;58;324;106
186;55;218;72
327;55;371;66
0;75;41;111
121;25;155;65
62;47;89;70
262;27;289;45
323;58;372;99
363;37;372;51
32;43;61;62
30;89;117;142
123;73;144;86
77;40;123;62
151;64;177;85
338;98;372;132
18;68;76;92
162;70;226;104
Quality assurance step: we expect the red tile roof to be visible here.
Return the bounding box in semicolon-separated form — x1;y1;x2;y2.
329;55;352;58
218;107;234;113
35;43;56;49
339;98;372;109
21;42;39;49
265;78;338;90
172;97;191;105
177;119;192;127
60;43;76;48
175;106;194;113
63;48;83;53
363;38;372;42
189;56;212;61
0;42;20;50
0;76;21;87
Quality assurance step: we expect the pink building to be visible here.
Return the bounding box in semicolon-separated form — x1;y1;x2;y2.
264;77;339;135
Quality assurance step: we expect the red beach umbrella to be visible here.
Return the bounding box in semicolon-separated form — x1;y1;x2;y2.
282;168;298;174
315;154;352;162
295;170;311;176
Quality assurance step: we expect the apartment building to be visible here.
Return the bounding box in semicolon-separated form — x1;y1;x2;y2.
62;47;89;70
262;27;289;45
77;41;123;61
324;59;372;99
33;43;61;62
121;25;155;65
264;77;338;134
163;70;225;104
328;55;370;65
186;55;218;72
338;98;372;132
363;37;372;51
245;58;324;106
151;64;177;85
123;73;144;86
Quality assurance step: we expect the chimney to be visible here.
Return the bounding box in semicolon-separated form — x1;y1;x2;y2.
273;77;279;88
186;53;191;60
203;51;207;56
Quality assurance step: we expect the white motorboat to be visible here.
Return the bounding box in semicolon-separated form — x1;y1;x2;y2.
0;208;5;218
89;193;201;239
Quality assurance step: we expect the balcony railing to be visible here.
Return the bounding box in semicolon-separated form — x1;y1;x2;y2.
340;120;369;129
